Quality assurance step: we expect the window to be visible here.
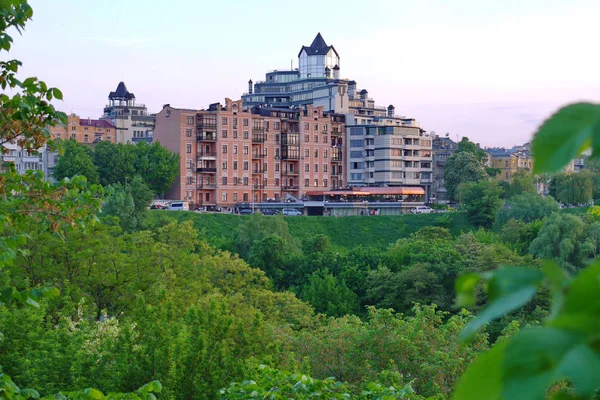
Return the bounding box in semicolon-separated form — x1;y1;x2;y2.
222;145;227;154
263;178;267;187
233;130;238;138
304;123;309;130
233;193;238;202
263;163;268;171
222;117;228;125
323;164;328;172
323;124;328;132
84;135;88;143
71;126;75;131
350;151;364;158
222;192;227;202
205;192;210;202
274;122;280;130
304;149;309;157
275;178;280;186
314;124;318;131
243;161;248;171
304;179;309;187
186;129;192;137
314;179;318;187
350;140;364;147
234;177;238;185
505;160;509;167
187;160;193;169
324;150;328;158
222;130;228;138
323;179;328;187
243;146;249;154
324;135;328;143
233;161;238;170
265;121;270;131
314;164;318;172
222;177;227;185
243;131;248;139
275;163;280;171
304;135;309;143
233;118;238;128
233;145;237;154
186;116;194;125
186;144;192;153
305;163;309;172
313;135;318;143
243;177;248;185
243;118;249;126
243;193;248;201
222;162;227;170
314;150;319;158
275;134;280;144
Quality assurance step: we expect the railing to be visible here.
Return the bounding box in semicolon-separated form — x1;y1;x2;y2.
252;169;262;174
197;133;216;141
253;184;265;189
197;120;217;130
283;185;300;190
252;133;266;143
283;170;299;175
197;183;217;189
197;167;217;173
252;153;266;159
197;152;217;158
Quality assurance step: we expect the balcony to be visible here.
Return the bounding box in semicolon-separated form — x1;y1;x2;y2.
252;133;266;143
283;185;300;190
421;178;433;184
196;167;217;173
197;119;217;130
197;183;217;189
252;126;264;133
197;152;217;160
282;170;299;176
252;169;263;175
197;133;216;141
253;184;266;189
252;153;266;159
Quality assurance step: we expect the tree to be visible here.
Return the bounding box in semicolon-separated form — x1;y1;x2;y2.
301;270;360;317
92;141;136;186
456;137;487;164
53;139;99;184
133;141;179;197
495;192;560;226
549;171;593;205
508;170;535;198
459;180;503;228
444;151;488;201
582;156;600;200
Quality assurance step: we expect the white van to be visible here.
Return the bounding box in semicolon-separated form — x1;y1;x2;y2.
411;205;434;214
168;201;189;211
282;208;302;216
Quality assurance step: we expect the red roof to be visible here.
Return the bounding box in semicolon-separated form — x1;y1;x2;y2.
79;118;115;129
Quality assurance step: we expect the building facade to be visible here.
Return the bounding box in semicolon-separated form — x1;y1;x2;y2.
101;82;155;143
432;135;458;203
51;114;117;145
1;142;58;179
154;99;346;208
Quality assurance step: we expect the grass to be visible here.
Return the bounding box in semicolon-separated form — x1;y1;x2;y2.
147;211;474;252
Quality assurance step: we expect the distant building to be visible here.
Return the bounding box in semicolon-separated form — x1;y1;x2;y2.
1;141;57;180
101;82;155;143
154;99;345;207
432;135;458;203
51;114;117;145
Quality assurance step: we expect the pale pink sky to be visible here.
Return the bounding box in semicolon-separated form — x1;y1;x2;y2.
7;0;600;147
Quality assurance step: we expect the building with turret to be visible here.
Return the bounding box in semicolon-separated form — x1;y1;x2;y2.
101;82;155;143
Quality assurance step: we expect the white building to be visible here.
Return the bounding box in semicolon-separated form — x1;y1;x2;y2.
1;141;58;180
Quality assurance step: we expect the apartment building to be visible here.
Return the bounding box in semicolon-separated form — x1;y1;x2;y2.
1;142;58;179
432;135;458;203
487;148;533;182
154;99;345;208
51;114;117;145
101;82;155;143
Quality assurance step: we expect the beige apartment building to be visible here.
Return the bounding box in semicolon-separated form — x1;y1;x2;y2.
51;114;117;145
154;99;345;208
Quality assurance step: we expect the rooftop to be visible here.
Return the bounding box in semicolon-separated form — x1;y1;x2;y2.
79;118;116;129
109;81;135;100
298;32;340;58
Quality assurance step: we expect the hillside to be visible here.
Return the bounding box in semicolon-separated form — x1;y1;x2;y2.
147;210;474;251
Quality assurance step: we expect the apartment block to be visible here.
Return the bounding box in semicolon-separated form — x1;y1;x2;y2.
51;114;117;145
154;99;345;208
1;142;58;179
432;135;458;203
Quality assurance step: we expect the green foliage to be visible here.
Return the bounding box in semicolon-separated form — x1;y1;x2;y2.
444;152;488;201
459;180;503;228
53;140;99;184
507;170;535;198
132;142;180;197
301;270;360;317
495;192;560;227
456;137;487;165
101;176;153;232
92;141;136;187
531;103;600;174
549;172;593;205
529;213;599;271
219;365;424;400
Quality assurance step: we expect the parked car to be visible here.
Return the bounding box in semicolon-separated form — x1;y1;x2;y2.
261;209;279;216
411;205;434;214
239;209;253;215
168;201;189;211
282;208;302;216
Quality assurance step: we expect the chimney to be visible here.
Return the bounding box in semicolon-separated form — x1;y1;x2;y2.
325;66;331;78
88;117;91;125
387;105;395;117
333;64;340;79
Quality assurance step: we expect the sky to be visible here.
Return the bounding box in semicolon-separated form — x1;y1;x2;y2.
7;0;600;147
